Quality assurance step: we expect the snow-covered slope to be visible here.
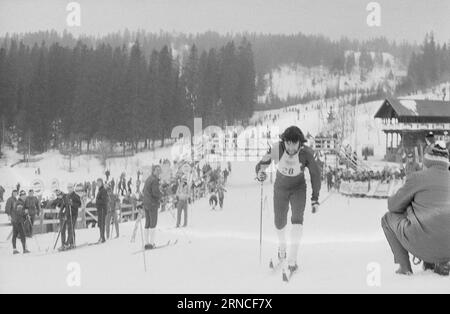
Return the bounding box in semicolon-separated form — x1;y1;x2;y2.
259;52;402;103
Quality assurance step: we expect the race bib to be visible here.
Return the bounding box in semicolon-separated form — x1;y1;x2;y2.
277;152;303;177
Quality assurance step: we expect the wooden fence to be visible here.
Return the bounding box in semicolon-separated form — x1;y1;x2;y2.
0;201;142;234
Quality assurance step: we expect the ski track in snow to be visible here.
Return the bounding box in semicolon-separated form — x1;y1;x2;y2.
1;160;449;293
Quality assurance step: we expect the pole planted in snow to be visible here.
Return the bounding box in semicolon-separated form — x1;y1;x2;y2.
259;180;263;265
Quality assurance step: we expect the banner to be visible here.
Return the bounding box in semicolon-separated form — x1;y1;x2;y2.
50;178;60;192
31;179;45;196
373;182;391;198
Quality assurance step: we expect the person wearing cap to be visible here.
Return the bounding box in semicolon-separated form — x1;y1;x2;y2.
175;176;190;228
424;131;436;155
66;183;82;248
95;178;109;243
53;189;72;251
25;189;41;232
11;191;29;254
404;152;421;177
381;142;450;276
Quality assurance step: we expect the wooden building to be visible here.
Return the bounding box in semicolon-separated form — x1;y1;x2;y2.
374;98;450;162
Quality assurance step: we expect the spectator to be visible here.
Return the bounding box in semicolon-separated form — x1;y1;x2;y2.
5;190;18;220
404;152;421;177
53;190;72;251
11;191;29;254
105;170;110;182
143;165;162;249
176;176;190;228
106;187;120;239
95;178;109;244
381;143;450;276
0;185;5;202
66;183;82;248
91;180;97;199
25;189;41;229
326;168;334;192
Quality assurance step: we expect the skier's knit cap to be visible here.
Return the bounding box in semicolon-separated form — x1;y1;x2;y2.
19;190;26;197
423;142;449;169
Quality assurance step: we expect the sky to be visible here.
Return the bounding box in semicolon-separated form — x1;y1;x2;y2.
0;0;449;44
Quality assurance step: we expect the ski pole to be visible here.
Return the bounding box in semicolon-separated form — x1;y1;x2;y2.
259;180;263;265
53;219;66;251
138;218;147;272
320;191;335;205
68;202;76;247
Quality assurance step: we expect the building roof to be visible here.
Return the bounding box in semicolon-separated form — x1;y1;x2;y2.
374;98;450;122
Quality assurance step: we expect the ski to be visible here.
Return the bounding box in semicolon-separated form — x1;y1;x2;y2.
35;242;92;257
132;239;178;255
269;258;286;273
282;265;299;283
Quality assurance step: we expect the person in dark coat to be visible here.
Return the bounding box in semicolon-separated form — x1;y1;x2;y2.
5;190;18;220
66;183;82;248
0;185;5;202
105;170;110;182
404;152;421;177
11;191;29;254
143;165;162;249
92;180;97;199
110;178;116;194
53;190;72;251
25;189;41;229
326;168;334;192
381;143;450;276
95;178;109;243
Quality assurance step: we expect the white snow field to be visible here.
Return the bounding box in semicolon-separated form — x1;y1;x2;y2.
1;158;449;294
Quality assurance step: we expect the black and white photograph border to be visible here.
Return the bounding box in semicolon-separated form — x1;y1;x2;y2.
0;0;449;296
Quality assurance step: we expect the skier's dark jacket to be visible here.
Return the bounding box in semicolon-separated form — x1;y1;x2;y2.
11;198;27;224
67;192;82;211
53;194;70;219
256;141;321;202
96;186;109;209
25;196;41;216
143;174;162;210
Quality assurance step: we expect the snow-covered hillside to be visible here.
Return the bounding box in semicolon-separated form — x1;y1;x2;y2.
258;52;403;103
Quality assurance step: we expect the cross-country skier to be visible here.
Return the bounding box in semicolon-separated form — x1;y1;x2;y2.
255;126;321;274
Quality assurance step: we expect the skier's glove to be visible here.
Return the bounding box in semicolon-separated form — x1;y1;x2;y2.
256;171;267;182
311;200;320;214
